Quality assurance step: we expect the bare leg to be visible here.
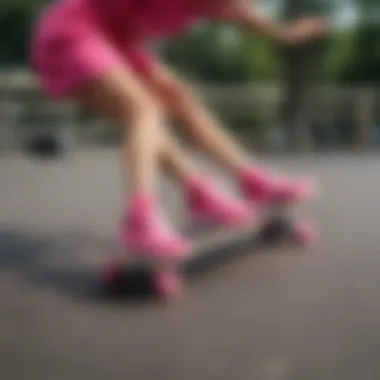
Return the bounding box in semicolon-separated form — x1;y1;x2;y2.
168;96;248;173
143;65;249;174
73;69;190;258
159;129;197;182
74;69;164;195
144;63;314;204
157;128;252;225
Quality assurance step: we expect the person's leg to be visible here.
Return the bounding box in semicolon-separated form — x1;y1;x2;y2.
143;63;314;205
144;67;247;174
122;50;254;225
160;130;251;225
77;73;160;195
73;69;190;258
159;129;195;182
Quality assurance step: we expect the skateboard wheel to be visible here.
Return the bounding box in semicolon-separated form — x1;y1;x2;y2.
153;273;182;300
101;262;123;286
260;218;290;244
291;220;317;247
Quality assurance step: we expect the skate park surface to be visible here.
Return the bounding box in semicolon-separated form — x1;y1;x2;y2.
1;148;380;380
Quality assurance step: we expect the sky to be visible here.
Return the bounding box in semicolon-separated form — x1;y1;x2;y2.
258;0;359;27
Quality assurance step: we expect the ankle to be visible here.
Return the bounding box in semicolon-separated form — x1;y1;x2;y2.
124;192;156;221
182;173;209;190
239;164;267;183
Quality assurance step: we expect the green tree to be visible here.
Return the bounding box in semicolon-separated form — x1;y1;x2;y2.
339;0;380;84
163;23;250;83
163;22;278;83
277;0;334;151
0;1;43;64
322;28;355;83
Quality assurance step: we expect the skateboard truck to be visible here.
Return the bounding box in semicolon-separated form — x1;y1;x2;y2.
100;205;316;301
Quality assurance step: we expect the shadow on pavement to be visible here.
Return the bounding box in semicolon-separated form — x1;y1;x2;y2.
0;229;122;304
0;220;290;304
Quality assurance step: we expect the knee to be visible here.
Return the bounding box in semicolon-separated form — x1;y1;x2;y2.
161;80;196;110
125;92;165;126
135;89;164;116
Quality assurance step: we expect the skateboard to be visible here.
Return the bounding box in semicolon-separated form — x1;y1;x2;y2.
100;203;316;301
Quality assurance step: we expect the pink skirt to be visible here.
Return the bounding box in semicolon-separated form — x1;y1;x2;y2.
30;1;153;98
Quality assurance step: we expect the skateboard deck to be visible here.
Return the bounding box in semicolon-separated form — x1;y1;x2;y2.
100;204;315;300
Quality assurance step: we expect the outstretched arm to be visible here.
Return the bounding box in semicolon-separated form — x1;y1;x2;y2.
225;0;327;45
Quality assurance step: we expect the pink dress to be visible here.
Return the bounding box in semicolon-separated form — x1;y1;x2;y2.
30;0;221;97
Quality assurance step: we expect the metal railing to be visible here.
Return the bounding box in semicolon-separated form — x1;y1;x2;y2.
1;70;379;151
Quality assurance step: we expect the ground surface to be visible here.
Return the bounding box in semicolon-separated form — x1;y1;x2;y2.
1;148;380;380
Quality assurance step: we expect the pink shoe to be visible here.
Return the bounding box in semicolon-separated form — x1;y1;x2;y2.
184;176;253;226
154;272;182;300
119;195;191;260
240;166;315;205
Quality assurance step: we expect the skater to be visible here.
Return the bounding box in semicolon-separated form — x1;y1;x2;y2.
30;0;325;283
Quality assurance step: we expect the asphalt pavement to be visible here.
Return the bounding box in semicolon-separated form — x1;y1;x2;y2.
1;148;380;380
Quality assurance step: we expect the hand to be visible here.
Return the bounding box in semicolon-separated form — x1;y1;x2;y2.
282;17;328;45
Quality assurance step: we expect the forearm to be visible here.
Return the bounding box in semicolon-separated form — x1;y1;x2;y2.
236;13;288;42
228;3;289;43
227;1;326;45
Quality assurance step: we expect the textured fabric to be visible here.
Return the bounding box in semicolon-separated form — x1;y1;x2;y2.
30;0;219;97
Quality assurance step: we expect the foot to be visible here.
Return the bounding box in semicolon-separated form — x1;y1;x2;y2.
184;176;253;226
239;166;315;206
119;195;191;260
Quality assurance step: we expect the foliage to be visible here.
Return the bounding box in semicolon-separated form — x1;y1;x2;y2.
338;23;380;84
0;1;42;64
163;23;279;83
0;0;378;85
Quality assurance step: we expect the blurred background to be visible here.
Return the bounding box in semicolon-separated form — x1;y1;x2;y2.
2;2;380;380
0;0;379;154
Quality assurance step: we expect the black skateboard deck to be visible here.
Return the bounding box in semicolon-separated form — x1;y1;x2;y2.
100;206;312;299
